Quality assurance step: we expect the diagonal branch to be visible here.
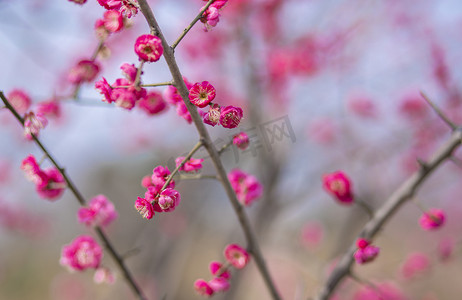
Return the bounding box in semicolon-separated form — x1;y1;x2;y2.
136;2;281;299
0;91;147;300
315;127;462;300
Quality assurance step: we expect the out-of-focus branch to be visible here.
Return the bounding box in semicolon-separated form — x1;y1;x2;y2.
0;91;147;300
136;2;281;299
315;127;462;300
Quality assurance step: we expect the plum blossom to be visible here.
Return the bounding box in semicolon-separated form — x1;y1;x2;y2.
233;132;249;150
137;91;167;115
134;34;163;62
24;111;48;140
203;103;221;126
175;157;204;173
208;277;230;292
35;167;66;200
194;279;214;297
68;60;100;85
228;169;263;206
322;171;354;204
224;243;250;269
151;166;175;189
220;105;243;129
354;238;380;264
77;195;118;227
209;261;231;279
93;267;116;284
60;235;103;271
157;188;181;212
419;208;445;230
188;81;216;108
400;252;430;280
200;0;228;31
7;89;31;114
134;197;154;219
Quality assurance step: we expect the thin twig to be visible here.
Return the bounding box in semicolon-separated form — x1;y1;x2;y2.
116;81;174;89
133;60;145;88
161;140;204;190
136;2;281;299
420;91;457;130
0;91;147;300
179;174;219;181
171;0;216;50
315;127;462;300
218;141;233;155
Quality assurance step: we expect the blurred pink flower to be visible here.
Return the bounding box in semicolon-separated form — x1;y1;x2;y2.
175;157;204;173
224;243;250;269
60;235;103;271
194;279;214;297
419;208;445;230
7;89;31;114
228;169;263;206
78;195;118;227
400;252;430;280
322;170;354;204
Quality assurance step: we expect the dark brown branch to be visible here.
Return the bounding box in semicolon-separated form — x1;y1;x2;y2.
315;127;462;300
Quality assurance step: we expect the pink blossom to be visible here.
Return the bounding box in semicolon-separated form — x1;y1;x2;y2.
354;238;380;264
209;261;231;279
220;105;243;129
68;60;100;85
134;34;163;62
35;167;65;200
144;186;162;207
188;81;216;108
20;155;41;183
97;0;121;10
7;89;31;114
175;157;204;173
60;235;103;271
300;221;323;249
37;100;61;119
233;132;249;150
158;188;181;212
151;166;175;189
77;195;118;227
163;78;193;105
322;171;354;204
94;19;109;40
176;101;193;123
93;267;116;284
347;95;377;118
119;0;138;18
134;197;154;219
400;252;430;280
203;103;221;126
437;237;454;261
68;0;87;4
399;93;428;120
103;10;123;33
307;117;337;145
200;1;228;30
138;91;167;115
194;279;214;297
120;63;138;83
224;243;250;269
24;111;48;140
111;88;137;110
208;277;230;292
141;175;153;188
228;169;263;206
419;208;445;230
95;77;113;103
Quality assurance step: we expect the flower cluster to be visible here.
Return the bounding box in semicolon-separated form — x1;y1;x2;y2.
353;238;380;264
78;195;118;228
97;0;138;18
23;111;48;140
188;81;243;128
135;166;181;219
194;243;250;297
20;155;65;200
200;0;228;31
419;208;445;230
322;170;354;204
228;169;263;206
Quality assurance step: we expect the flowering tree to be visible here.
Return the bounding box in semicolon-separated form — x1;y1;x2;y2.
1;0;462;299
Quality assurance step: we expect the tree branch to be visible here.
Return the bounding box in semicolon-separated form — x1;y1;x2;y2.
315;127;462;300
136;2;281;299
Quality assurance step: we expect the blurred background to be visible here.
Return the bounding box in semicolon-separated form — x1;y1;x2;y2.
1;0;462;299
